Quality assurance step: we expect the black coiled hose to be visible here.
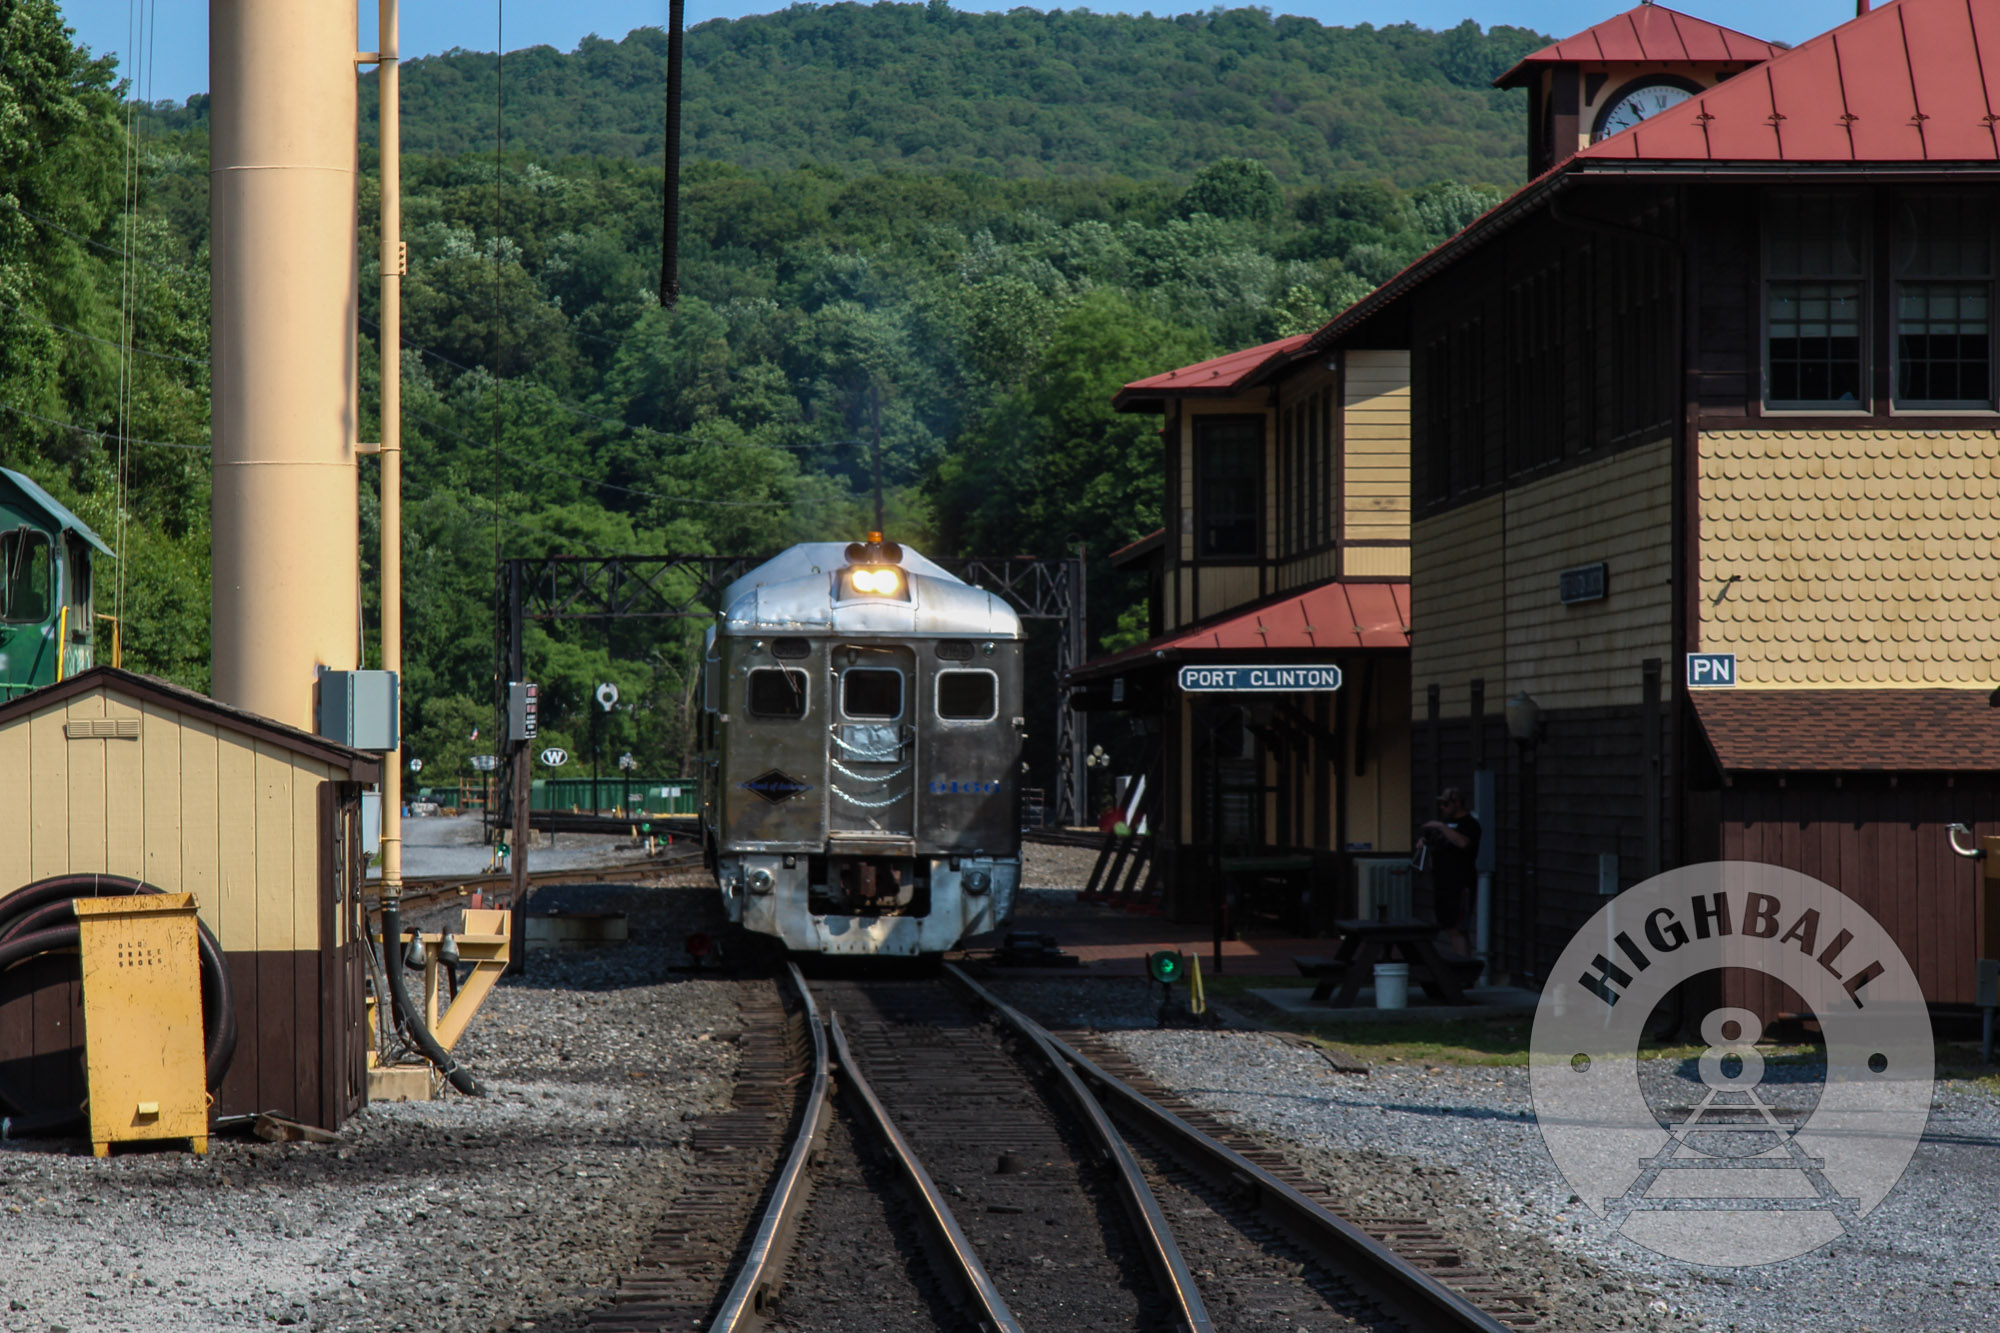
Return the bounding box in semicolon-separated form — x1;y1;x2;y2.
0;874;238;1138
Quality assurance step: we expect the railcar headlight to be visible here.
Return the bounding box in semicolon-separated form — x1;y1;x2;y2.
964;869;991;896
848;567;901;595
748;868;775;895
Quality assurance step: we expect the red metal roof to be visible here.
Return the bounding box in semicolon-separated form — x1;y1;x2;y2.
1693;690;2000;770
1580;0;2000;163
1113;333;1310;410
1496;5;1783;87
1073;581;1410;680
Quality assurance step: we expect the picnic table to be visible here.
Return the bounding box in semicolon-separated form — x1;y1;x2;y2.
1296;918;1481;1007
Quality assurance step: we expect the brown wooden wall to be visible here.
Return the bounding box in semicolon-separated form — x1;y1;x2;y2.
1718;777;1991;1017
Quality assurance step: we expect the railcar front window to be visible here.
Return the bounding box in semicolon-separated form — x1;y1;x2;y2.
2;530;52;624
842;668;903;719
747;667;808;718
936;670;998;721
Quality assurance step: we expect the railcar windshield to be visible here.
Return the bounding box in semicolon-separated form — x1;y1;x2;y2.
842;667;903;719
747;667;808;718
2;529;52;624
936;669;998;721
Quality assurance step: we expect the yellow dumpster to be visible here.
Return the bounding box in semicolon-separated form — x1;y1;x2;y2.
73;894;209;1156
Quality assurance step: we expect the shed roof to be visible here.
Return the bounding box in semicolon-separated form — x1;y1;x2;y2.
1072;580;1409;682
1113;333;1310;412
0;467;114;558
1494;5;1783;88
0;666;382;779
1693;689;2000;770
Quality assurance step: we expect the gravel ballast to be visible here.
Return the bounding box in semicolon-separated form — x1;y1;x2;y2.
0;882;737;1333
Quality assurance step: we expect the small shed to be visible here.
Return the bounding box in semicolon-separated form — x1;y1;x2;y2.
0;666;379;1129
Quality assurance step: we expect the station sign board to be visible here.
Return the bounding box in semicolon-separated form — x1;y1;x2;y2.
1686;653;1737;688
1177;664;1342;693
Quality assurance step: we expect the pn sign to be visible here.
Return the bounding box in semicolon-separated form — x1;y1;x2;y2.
1687;653;1737;688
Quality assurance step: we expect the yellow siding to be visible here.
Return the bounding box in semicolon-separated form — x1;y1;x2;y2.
1412;495;1507;717
1699;429;2000;686
1504;440;1675;710
0;684;337;952
1414;441;1674;716
1343;351;1411;543
1195;565;1262;616
1344;546;1411;578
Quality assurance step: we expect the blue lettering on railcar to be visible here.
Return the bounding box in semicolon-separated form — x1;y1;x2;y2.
928;780;1002;795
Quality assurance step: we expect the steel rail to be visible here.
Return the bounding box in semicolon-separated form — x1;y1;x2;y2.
942;968;1213;1333
824;1010;1025;1333
709;962;832;1332
946;966;1516;1333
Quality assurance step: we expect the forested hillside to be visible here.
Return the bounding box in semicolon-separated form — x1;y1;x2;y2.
168;6;1547;188
1;1;1533;782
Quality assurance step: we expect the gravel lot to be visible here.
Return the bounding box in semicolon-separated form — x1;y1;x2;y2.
0;883;738;1333
1080;1017;1996;1331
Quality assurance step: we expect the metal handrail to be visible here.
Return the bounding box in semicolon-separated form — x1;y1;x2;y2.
710;962;832;1331
826;1011;1024;1333
947;965;1514;1333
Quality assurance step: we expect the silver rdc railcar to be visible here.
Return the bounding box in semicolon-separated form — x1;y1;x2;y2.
699;538;1024;956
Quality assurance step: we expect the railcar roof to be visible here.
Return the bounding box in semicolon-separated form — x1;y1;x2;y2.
0;467;115;557
717;543;1022;639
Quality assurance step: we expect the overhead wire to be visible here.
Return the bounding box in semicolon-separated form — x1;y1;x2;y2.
0;399;206;451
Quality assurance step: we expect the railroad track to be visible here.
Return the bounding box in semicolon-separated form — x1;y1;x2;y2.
364;847;705;915
599;965;1532;1333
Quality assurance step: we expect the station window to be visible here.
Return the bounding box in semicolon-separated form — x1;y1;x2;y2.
841;668;903;720
1;530;52;624
935;669;998;722
1195;416;1262;559
747;667;808;719
1764;192;1868;409
1894;194;1993;408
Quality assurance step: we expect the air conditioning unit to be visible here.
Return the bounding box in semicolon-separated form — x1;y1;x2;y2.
1354;857;1415;922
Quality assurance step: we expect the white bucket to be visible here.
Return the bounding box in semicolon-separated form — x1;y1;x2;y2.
1373;961;1410;1010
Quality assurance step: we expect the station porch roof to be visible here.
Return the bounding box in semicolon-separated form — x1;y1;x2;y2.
1112;333;1310;413
1071;579;1409;683
1692;688;2000;771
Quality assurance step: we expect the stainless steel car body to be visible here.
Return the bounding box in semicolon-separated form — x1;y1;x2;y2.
700;543;1025;955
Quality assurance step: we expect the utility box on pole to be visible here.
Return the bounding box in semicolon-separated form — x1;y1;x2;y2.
75;894;209;1157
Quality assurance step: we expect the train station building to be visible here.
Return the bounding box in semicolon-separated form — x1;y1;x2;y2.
1093;0;2000;1012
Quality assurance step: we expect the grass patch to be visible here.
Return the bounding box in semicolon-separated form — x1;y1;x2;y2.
1202;976;1826;1069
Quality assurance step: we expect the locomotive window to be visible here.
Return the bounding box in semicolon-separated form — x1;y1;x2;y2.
2;530;52;624
935;670;998;722
934;641;973;661
841;668;903;719
772;637;812;659
747;668;808;719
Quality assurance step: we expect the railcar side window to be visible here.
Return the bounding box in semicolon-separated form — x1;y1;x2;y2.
936;670;997;721
747;667;808;718
1;530;52;624
842;668;903;719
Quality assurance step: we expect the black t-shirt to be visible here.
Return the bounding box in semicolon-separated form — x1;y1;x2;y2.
1433;814;1481;894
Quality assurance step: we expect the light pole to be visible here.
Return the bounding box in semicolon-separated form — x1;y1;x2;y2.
619;751;636;817
594;681;619;813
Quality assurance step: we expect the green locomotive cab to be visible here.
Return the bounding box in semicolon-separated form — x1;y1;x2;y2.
0;467;112;701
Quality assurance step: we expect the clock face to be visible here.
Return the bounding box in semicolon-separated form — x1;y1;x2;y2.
1594;80;1696;141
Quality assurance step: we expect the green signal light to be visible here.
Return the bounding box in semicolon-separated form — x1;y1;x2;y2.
1147;950;1183;985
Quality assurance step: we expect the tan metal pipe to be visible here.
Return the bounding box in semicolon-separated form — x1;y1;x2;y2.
209;0;362;729
380;0;404;901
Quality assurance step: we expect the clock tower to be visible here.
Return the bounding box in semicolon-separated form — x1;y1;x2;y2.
1494;3;1784;178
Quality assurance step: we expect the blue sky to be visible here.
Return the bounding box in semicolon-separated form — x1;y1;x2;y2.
67;1;1866;106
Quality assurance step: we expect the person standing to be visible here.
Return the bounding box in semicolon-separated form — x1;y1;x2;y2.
1421;787;1480;956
